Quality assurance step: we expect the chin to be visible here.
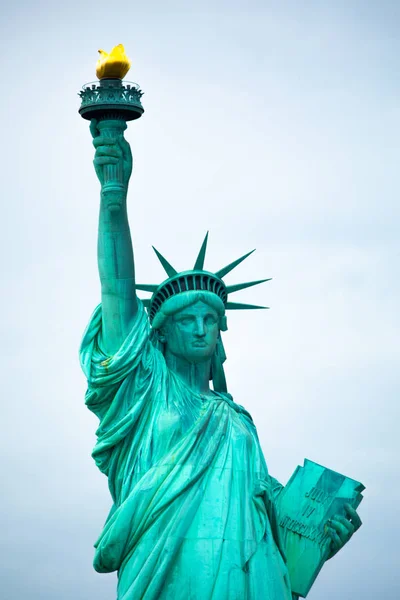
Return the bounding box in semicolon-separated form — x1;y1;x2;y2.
186;348;214;363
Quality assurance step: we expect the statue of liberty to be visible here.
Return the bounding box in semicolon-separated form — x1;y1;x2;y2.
79;46;362;600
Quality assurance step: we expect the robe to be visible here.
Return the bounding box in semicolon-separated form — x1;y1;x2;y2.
80;300;293;600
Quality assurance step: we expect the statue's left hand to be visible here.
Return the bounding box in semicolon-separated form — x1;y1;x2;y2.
326;503;362;559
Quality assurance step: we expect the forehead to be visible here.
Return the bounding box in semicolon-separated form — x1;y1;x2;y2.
172;301;219;319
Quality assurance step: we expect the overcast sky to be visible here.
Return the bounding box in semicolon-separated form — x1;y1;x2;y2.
1;1;399;599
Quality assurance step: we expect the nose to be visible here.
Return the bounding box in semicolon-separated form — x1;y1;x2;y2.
194;317;206;337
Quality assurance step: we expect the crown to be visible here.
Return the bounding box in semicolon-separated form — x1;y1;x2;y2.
137;233;271;323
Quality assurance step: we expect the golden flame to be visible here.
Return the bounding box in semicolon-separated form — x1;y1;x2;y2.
96;44;131;80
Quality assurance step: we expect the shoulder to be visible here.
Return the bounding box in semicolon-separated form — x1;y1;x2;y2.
213;391;254;423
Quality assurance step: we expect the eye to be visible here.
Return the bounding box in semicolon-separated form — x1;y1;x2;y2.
205;316;218;326
178;317;193;326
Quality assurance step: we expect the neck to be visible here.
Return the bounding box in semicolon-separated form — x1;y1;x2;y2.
164;350;212;394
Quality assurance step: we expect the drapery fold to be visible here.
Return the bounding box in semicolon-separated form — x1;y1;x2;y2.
80;300;292;599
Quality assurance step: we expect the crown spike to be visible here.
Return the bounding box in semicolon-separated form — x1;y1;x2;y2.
136;284;158;293
152;246;178;277
226;278;272;294
141;299;151;307
226;301;268;310
215;249;256;279
193;231;209;270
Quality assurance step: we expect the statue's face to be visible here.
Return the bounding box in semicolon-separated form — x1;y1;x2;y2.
161;301;220;364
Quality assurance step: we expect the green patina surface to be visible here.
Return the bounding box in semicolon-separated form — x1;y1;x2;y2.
276;460;364;597
78;67;364;600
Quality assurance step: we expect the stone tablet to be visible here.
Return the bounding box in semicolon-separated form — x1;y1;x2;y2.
276;459;365;597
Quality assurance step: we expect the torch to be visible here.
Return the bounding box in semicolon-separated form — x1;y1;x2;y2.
78;44;144;210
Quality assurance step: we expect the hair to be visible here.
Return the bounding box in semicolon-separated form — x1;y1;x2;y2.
151;290;227;331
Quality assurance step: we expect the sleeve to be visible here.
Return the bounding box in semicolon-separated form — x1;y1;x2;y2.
79;299;168;483
79;299;153;419
269;475;284;500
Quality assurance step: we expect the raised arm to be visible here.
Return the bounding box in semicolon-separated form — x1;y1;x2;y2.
91;119;138;355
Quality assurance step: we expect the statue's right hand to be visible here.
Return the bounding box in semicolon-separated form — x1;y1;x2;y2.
90;119;133;189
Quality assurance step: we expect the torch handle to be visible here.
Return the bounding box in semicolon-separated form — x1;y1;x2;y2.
97;119;128;212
